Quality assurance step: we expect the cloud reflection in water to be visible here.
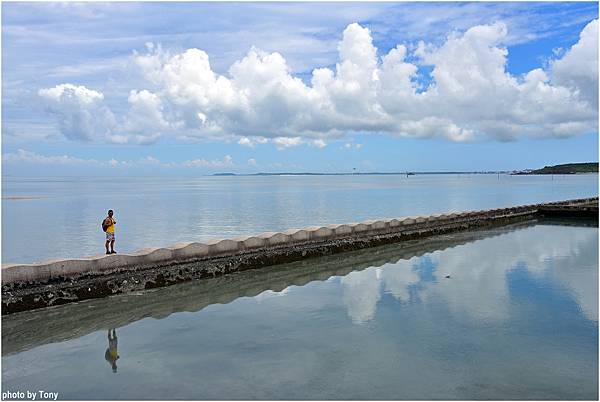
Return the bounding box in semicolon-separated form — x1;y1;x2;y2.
341;224;598;324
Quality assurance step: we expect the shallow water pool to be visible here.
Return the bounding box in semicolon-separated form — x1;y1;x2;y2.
2;220;598;400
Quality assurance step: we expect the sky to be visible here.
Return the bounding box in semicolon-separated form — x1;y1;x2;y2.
2;1;598;176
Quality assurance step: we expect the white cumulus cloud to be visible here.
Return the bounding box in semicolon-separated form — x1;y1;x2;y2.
38;83;115;141
39;20;598;145
3;149;235;171
551;19;599;109
238;136;268;148
310;139;327;149
2;148;101;165
273;136;304;150
182;155;234;168
119;89;171;144
343;142;363;150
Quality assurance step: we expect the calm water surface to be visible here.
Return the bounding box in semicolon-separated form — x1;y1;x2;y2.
2;221;597;400
2;174;598;263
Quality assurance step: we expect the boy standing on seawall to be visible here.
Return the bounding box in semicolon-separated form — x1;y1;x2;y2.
102;209;117;254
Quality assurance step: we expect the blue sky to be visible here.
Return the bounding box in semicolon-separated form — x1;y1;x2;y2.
2;2;598;175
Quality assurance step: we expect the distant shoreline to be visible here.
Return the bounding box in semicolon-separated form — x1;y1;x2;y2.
213;171;598;177
3;165;597;179
213;171;509;176
1;196;45;200
213;162;599;176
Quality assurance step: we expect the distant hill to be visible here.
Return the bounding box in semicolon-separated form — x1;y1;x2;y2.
514;162;598;175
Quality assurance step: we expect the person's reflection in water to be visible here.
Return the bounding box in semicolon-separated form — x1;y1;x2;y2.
105;329;119;373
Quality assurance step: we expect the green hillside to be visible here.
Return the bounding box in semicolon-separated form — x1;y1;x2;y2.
532;163;598;174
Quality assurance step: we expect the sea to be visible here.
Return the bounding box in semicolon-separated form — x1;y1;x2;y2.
2;173;598;263
1;173;598;399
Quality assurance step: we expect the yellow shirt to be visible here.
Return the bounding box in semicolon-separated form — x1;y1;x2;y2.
106;218;115;234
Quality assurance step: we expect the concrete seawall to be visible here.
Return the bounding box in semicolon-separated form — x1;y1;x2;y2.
3;221;544;356
2;197;597;314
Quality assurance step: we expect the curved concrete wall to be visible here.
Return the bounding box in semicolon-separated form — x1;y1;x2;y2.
5;224;528;356
2;197;597;286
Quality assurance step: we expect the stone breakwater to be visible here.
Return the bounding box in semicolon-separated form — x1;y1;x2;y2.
2;197;597;314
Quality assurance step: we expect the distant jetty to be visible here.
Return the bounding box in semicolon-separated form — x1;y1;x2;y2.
213;171;508;176
2;197;597;315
